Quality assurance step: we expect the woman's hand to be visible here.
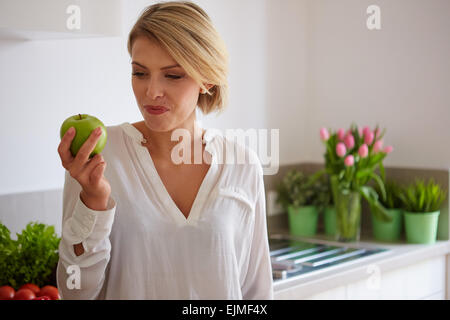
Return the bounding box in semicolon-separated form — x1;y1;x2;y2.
58;127;111;211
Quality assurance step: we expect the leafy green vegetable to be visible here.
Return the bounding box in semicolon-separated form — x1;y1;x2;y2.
0;221;60;290
399;179;447;213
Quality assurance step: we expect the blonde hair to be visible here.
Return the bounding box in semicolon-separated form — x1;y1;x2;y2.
127;1;229;115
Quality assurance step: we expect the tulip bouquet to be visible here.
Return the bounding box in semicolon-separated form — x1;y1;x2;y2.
319;123;394;241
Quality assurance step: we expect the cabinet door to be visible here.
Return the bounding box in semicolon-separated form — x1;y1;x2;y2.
275;255;446;300
346;256;446;300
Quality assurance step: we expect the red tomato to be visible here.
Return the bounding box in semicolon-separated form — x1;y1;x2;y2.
13;288;36;300
0;286;15;300
33;296;51;300
19;283;40;295
37;285;60;300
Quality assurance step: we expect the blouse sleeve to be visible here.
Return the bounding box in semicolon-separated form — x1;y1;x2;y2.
241;168;274;299
56;170;116;300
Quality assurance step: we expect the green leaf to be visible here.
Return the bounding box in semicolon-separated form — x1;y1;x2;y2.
360;186;392;222
379;162;386;182
356;168;372;180
369;172;387;202
418;188;425;211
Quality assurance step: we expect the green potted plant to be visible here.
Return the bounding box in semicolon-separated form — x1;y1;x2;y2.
276;169;323;237
319;124;394;242
371;179;404;242
313;173;336;237
399;179;447;244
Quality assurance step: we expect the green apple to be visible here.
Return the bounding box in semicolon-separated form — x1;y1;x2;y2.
60;114;107;158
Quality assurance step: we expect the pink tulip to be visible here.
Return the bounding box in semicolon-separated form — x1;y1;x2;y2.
358;144;369;158
373;140;384;153
336;142;347;157
344;134;355;149
364;131;374;145
320;127;330;141
344;155;354;167
375;128;381;139
358;127;363;137
337;128;345;141
363;126;371;137
383;146;394;154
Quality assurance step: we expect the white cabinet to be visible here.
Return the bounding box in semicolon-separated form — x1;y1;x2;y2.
275;255;448;300
305;286;347;300
0;0;122;40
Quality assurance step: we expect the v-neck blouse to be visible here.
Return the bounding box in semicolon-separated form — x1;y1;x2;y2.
57;122;274;300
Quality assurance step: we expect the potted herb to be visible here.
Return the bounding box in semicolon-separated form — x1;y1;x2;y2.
313;173;336;237
276;169;324;237
319;124;394;242
399;179;447;244
371;179;404;242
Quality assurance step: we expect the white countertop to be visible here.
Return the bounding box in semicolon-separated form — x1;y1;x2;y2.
271;232;450;296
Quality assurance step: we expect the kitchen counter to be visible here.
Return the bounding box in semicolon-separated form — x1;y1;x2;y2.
264;164;450;299
271;231;450;299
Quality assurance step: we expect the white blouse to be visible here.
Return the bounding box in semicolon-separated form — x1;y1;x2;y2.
57;122;274;300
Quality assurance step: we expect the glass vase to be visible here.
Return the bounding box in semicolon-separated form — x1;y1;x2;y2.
334;189;362;242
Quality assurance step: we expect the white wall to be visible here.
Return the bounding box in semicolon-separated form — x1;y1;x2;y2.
265;0;309;165
305;0;450;169
0;0;269;196
0;36;132;195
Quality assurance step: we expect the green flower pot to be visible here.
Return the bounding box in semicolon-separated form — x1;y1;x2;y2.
371;208;403;242
287;205;319;237
324;206;336;236
404;210;440;244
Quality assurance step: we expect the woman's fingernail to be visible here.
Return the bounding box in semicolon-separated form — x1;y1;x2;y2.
68;127;75;135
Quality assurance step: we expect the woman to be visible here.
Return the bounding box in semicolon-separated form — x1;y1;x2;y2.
56;1;273;300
